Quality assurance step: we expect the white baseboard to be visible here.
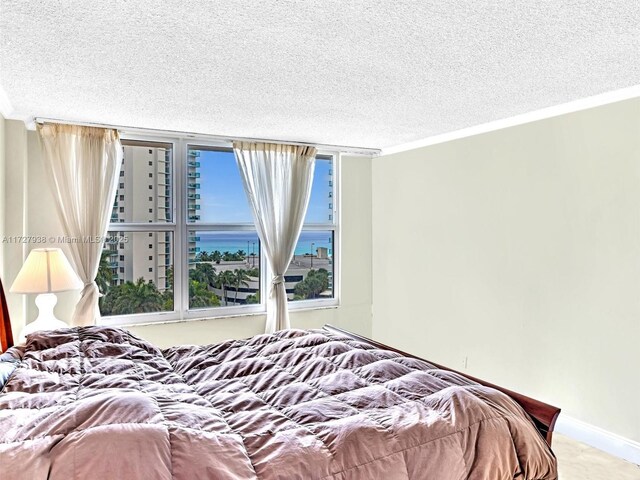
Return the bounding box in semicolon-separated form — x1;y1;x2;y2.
555;414;640;466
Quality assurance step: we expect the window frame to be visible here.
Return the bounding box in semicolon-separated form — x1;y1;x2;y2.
100;133;339;327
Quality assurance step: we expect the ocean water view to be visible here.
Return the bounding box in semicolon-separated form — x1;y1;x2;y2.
195;231;333;257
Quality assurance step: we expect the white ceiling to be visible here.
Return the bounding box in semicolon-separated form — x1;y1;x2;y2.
0;1;638;149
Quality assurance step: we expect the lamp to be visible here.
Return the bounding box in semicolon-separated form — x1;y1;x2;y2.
10;248;82;343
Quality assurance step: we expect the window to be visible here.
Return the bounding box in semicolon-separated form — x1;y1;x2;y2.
101;140;174;318
100;138;338;324
285;156;336;303
187;146;261;311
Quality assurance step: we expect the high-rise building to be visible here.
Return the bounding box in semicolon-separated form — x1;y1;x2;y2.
187;150;201;263
106;144;201;291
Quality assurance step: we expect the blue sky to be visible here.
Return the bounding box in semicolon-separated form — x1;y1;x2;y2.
195;149;332;224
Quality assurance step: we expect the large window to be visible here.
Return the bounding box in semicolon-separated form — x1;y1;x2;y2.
100;141;175;318
100;138;337;324
286;156;336;303
187;146;261;311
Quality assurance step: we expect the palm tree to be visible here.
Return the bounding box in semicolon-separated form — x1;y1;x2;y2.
101;278;164;315
189;280;220;308
195;251;211;262
245;292;260;304
216;270;236;306
96;250;115;295
211;250;222;264
190;263;217;287
293;269;329;300
232;269;250;305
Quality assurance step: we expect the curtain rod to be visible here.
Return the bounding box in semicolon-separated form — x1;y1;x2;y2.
33;117;381;156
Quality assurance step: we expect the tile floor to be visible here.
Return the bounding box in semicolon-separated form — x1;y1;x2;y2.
554;434;640;479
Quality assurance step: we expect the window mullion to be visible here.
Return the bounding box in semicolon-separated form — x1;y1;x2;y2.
176;139;188;319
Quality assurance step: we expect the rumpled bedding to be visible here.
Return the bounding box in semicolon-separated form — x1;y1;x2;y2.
0;327;557;479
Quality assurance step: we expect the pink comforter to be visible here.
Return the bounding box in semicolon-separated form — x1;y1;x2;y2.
0;327;557;479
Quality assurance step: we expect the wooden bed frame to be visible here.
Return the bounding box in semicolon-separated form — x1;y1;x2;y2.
0;277;13;352
323;325;560;446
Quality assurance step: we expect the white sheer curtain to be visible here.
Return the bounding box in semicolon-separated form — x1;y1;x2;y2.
233;141;317;333
38;123;123;326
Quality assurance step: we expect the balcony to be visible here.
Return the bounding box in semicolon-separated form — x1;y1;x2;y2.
188;247;201;253
188;236;200;243
187;172;201;179
189;215;200;221
188;150;201;158
187;161;200;168
187;193;200;200
188;183;201;189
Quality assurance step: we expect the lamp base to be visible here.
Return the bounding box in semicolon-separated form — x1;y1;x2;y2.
17;293;68;344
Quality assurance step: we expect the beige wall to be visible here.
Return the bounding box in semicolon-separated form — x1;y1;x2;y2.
2;121;79;335
372;97;640;443
1;132;372;346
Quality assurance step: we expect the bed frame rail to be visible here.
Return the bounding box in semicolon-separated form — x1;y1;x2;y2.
0;277;13;351
323;325;560;446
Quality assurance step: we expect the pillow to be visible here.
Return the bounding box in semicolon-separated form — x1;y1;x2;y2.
0;346;23;390
0;361;16;389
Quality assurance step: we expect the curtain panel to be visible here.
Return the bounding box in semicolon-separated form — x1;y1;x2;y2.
233;141;316;333
37;123;123;326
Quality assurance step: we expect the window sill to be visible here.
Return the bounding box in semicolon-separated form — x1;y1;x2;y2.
99;301;340;329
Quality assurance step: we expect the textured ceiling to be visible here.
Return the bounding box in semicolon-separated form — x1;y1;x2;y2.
0;1;638;149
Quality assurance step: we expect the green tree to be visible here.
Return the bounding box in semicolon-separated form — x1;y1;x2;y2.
189;280;220;308
294;269;329;300
195;251;211;262
211;250;222;264
162;266;174;310
245;292;260;304
166;266;174;289
101;278;164;315
190;263;217;287
232;269;250;305
96;250;115;295
216;270;236;306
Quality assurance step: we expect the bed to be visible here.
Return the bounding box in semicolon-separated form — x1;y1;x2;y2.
0;286;559;479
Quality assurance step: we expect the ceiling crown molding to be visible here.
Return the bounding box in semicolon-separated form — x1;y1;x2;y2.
381;84;640;156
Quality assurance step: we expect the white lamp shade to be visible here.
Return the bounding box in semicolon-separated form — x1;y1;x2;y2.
10;248;83;294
